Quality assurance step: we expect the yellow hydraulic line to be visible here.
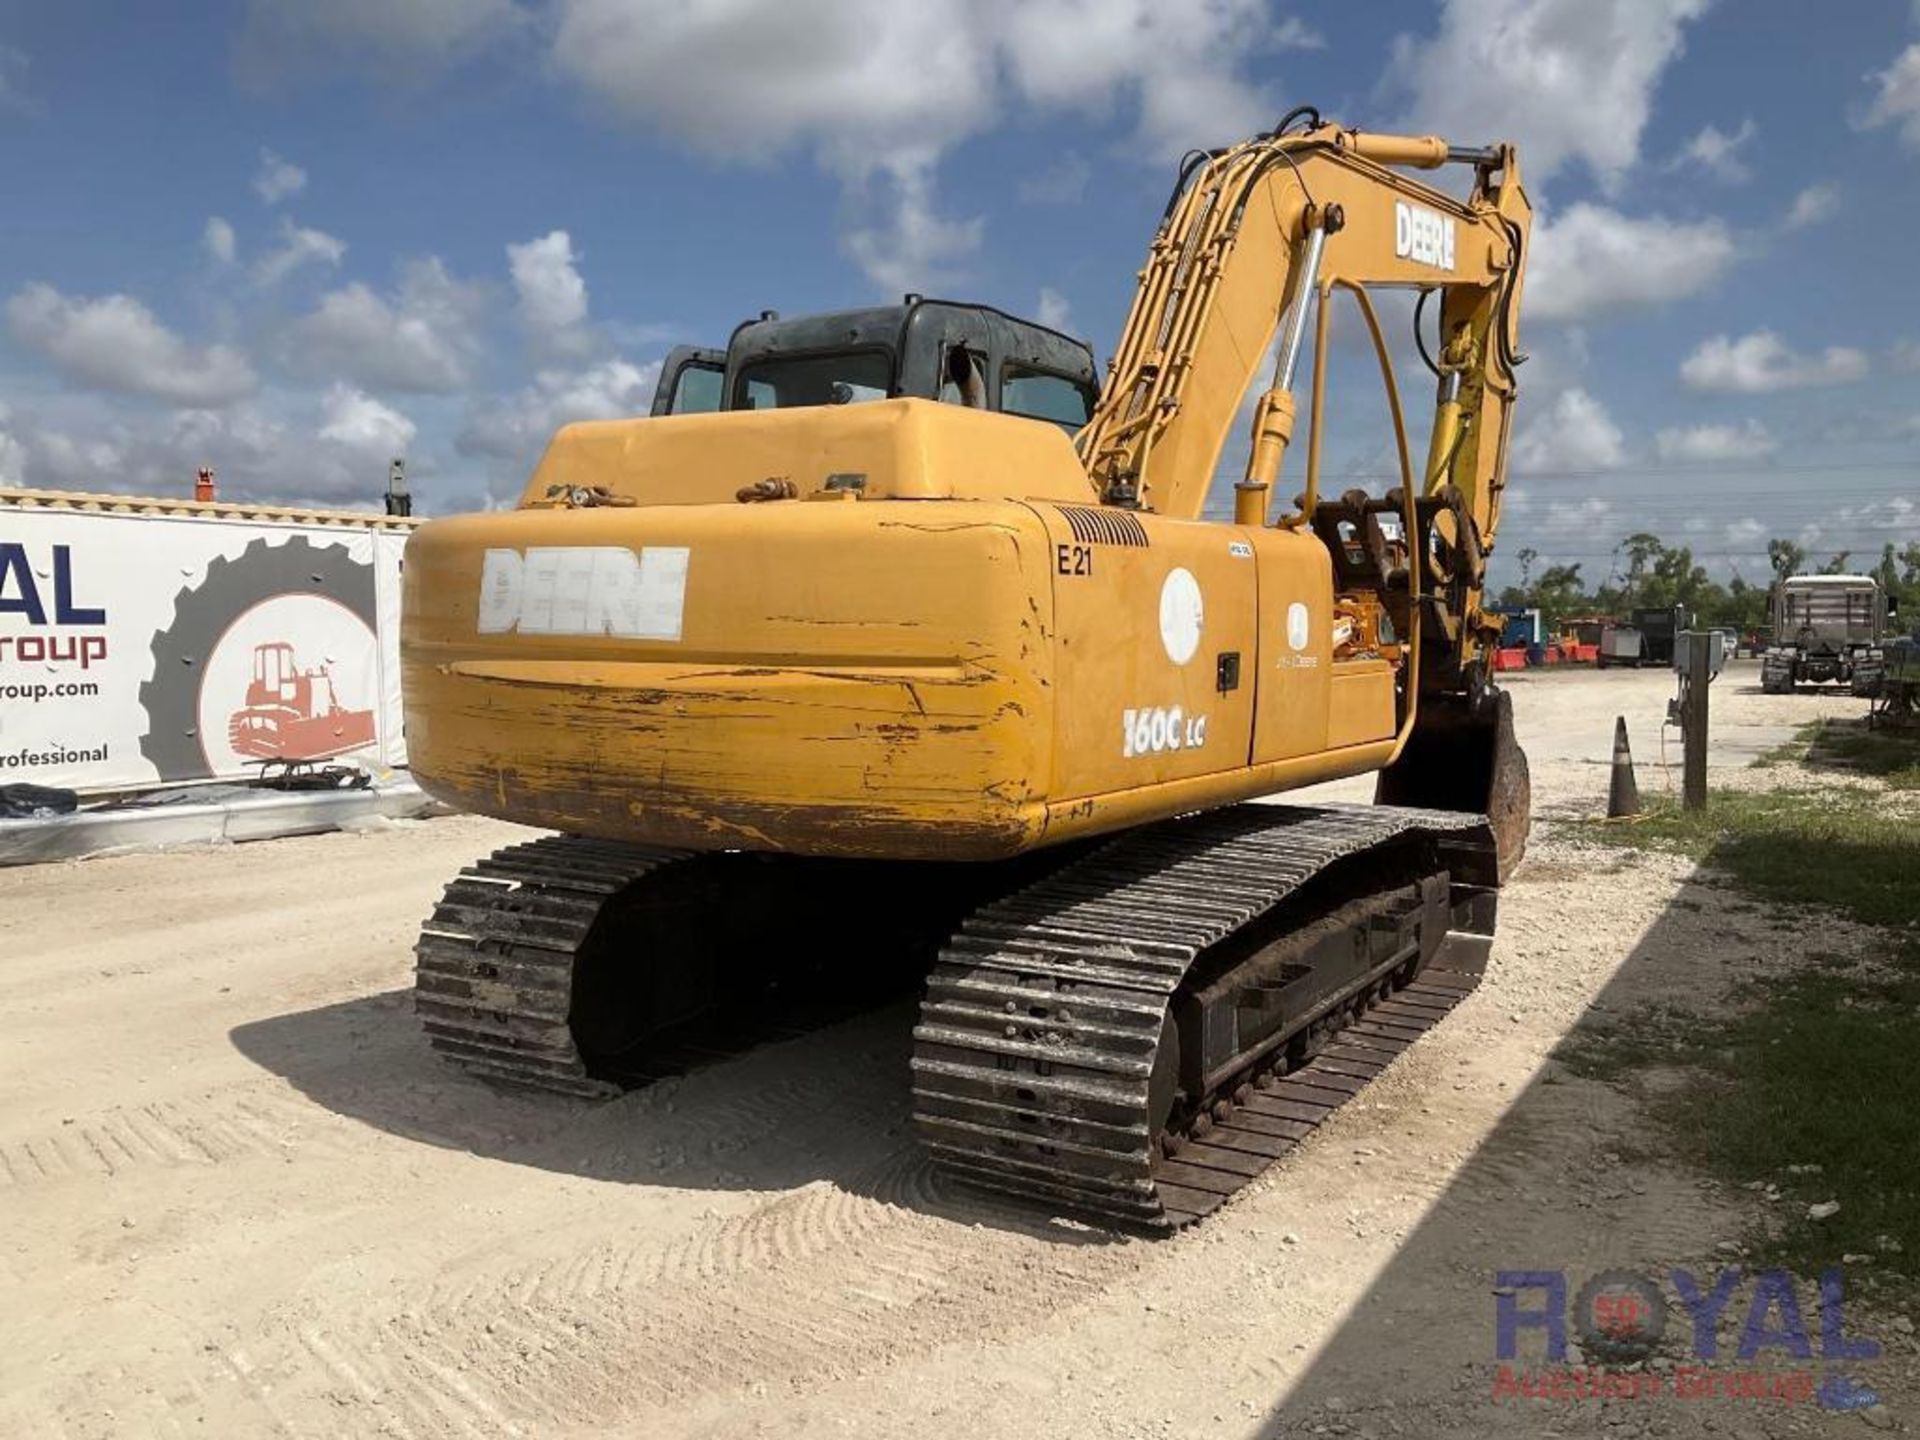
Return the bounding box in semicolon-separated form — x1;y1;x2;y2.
1085;187;1186;463
1135;160;1242;448
1087;157;1226;487
1120;160;1240;500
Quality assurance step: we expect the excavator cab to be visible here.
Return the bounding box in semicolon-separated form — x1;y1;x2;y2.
648;299;1098;430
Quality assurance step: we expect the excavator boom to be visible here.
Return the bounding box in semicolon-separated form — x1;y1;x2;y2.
1084;118;1530;682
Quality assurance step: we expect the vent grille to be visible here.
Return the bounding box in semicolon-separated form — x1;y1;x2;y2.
1057;505;1149;547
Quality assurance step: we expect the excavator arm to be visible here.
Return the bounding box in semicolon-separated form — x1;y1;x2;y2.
1080;116;1530;687
1079;115;1533;868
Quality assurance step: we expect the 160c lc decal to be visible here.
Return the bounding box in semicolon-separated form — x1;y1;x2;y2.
1122;705;1208;758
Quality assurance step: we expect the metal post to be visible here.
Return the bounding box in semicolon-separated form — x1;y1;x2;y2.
386;458;411;518
1683;630;1710;812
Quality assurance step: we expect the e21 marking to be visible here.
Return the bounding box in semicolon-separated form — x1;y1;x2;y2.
1056;543;1093;577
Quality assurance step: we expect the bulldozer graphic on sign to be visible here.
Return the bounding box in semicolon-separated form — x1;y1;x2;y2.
226;640;374;761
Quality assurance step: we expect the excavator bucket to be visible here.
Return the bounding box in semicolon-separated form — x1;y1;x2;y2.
1375;686;1530;882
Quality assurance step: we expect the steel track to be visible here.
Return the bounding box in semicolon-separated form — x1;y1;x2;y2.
414;835;690;1097
416;805;1497;1233
908;802;1493;1229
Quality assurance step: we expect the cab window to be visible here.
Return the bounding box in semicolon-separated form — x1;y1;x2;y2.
735;351;892;409
1002;365;1093;431
670;363;723;414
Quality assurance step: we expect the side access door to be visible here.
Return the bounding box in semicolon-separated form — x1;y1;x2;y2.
650;346;726;416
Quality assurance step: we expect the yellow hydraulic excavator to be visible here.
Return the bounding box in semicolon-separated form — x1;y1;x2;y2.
403;109;1533;1228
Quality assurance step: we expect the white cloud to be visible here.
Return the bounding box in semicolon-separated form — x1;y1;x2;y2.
162;405;290;494
1654;419;1778;463
1679;331;1870;393
237;0;523;80
1891;338;1920;372
996;0;1276;161
1018;153;1091;206
1815;497;1917;552
1542;496;1615;531
552;0;1275;172
1037;287;1073;333
1526;204;1737;322
458;357;660;468
0;391;414;506
1667;117;1755;183
22;427;128;489
1511;387;1626;474
318;382;416;459
1783;183;1839;230
6;283;257;406
1860;44;1920;151
252;148;307;204
251;218;346;287
1385;0;1710;190
160;400;401;506
1272;16;1323;49
842;162;984;293
507;230;592;358
203;216;237;264
547;0;1278;289
286;257;486;393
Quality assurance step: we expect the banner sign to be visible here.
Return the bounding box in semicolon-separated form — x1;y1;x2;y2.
0;506;409;792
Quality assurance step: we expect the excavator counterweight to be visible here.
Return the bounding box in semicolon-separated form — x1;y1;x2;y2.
403;114;1534;1228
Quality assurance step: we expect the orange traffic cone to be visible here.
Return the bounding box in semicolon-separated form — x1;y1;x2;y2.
1607;715;1641;818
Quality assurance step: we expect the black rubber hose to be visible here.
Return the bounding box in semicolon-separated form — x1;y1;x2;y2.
1269;105;1323;138
1160;147;1228;223
1413;288;1441;377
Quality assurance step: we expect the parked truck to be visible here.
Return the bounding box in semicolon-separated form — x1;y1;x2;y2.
1632;605;1687;667
1761;574;1889;694
1597;606;1690;670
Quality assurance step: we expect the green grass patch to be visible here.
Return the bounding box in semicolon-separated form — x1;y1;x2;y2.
1577;786;1918;928
1563;962;1920;1285
1569;780;1920;1291
1752;721;1821;769
1806;718;1920;790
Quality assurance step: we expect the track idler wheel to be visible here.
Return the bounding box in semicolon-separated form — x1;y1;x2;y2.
1375;686;1530;882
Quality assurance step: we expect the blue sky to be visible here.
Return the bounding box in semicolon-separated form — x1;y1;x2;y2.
0;0;1915;586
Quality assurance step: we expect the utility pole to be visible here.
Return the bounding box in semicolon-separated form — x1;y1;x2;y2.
1681;630;1710;812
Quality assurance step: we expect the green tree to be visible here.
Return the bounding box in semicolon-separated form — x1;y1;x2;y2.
1820;549;1854;575
1768;538;1805;584
1622;532;1664;601
1530;563;1589;630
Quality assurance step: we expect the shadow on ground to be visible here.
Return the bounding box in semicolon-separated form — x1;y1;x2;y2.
229;987;1117;1247
1255;850;1895;1438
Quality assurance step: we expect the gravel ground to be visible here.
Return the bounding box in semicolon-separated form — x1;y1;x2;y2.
1;661;1908;1438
